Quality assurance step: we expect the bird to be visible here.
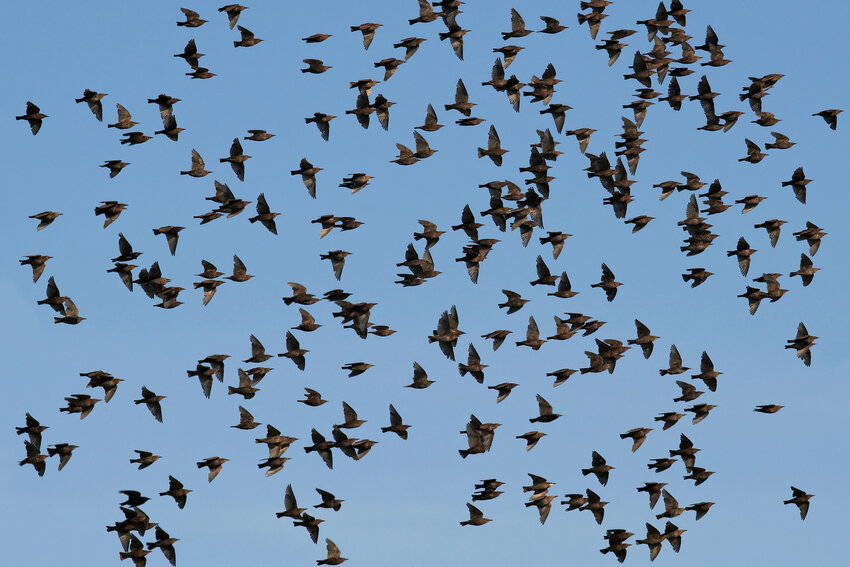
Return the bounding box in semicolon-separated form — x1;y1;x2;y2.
226;255;253;282
220;138;251;181
692;351;722;391
477;125;508;166
16;101;47;135
177;7;206;27
781;167;812;204
657;489;685;519
620;427;652;452
342;362;373;378
404;361;434;389
234;25;262;47
146;526;178;567
129;450;161;470
784;487;814;520
582;451;614;486
180;149;211;177
133;387;164;422
232;405;260;430
394;36;426;60
218;4;246;28
19;255;51;283
279;332;308;370
196;456;229;482
249;193;279;235
458;343;487;383
46;443;78;471
739;138;767;163
516;316;546;350
591;263;622;301
351;22;381;49
302;58;332;74
159;475;191;509
320;250;351;281
529;394;561;423
727;237;757;276
460;503;491;526
789;253;820;286
291;158;322;198
785;322;816;366
381;404;410;440
813;108;841;130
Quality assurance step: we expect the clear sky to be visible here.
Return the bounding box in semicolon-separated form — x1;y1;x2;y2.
3;1;848;565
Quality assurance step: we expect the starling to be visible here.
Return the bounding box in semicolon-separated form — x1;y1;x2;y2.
784;487;813;520
754;404;784;414
196;456;228;482
351;22;381;49
46;443;78;471
620;427;652;452
16;101;47;135
291;158;322;198
381;404;410;439
234;25;262;47
813;108;842;130
582;451;614;486
160;475;191;509
129;450;161;470
591;262;622;301
280;332;309;371
178;7;206;27
134;387;165;422
659;344;689;376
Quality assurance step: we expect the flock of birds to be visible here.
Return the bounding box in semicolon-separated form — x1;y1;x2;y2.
13;1;838;565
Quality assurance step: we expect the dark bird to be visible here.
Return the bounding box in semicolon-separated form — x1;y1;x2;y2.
445;79;476;117
494;44;524;68
735;194;767;213
146;526;178;567
19;441;46;477
276;484;306;519
416;103;443;131
685;404;716;425
458;343;487;383
405;361;434;389
381;404;410;440
530;394;561;423
16;413;48;450
160;475;191;509
539;15;567;34
727;237;757;276
790;253;819;286
681;267;712;287
394;36;426;60
178;7;206;27
439;12;469;60
637;482;667;510
685;501;714;521
234;25;262;47
75;89;106;121
232;405;260;430
174;38;204;69
320;250;351;280
582;451;614;486
293;512;325;543
129;450;161;470
499;289;529;314
351;23;382;50
180;149;211;177
280;332;308;371
488;382;518;403
765;131;795;150
220;138;251;181
248;193;279;235
342;362;373;378
581;489;609;524
218;4;246;28
120;131;151;145
785;487;813;520
133;387;164;422
781;166;812;204
591;263;622;301
460;502;491;527
427;305;464;360
302;58;332;74
502;8;531;40
226;255;253;282
785;322;816;366
660;344;689;376
629;319;659;359
692;351;722;391
20;254;51;283
291;158;322;198
46;443;77;471
196;456;228;482
305;112;335;141
478;125;508;166
516;431;546;451
516;316;547;350
755;404;784;414
100;159;129;178
53;298;85;325
107;103;137;130
620;427;652;452
813;108;842;130
739;138;767;163
754;219;787;247
17;101;47;135
656;489;685;519
151;226;183;256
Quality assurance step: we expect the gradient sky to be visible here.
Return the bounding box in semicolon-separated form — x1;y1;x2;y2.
3;1;848;566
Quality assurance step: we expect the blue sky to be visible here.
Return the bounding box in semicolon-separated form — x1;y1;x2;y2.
3;1;848;565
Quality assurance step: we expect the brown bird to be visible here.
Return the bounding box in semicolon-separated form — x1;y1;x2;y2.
727;236;756;276
232;405;260;430
784;487;813;520
134;387;164;422
439;12;469;60
248;193;279;235
755;404;784;414
404;361;434;389
591;263;622;301
53;298;85;325
458;343;487;383
280;332;309;371
75;89;107;121
739;138;767;163
685;501;714;521
225;255;253;283
381;404;410;439
582;451;614;486
477;125;508;166
218;4;246;28
220;138;251;181
620;427;652;452
754;219;787;247
660;344;689;376
196;456;228;482
529;393;561;423
656;489;684;519
428;305;464;360
581;489;609;524
151;226;183;256
781;166;812;204
516;316;547;350
789;253;819;287
19;255;51;283
813;108;842;130
460;502;491;526
17;101;47;135
342;362;373;378
685;404;716;425
351;22;381;49
692;351;722;391
18;444;46;477
291;158;321;198
178;7;206;27
129;449;160;470
234;25;262;47
445;78;476;117
180;149;210;177
785;322;816;366
637;482;667;510
159;475;191;509
146;526;178;567
629;319;659;359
